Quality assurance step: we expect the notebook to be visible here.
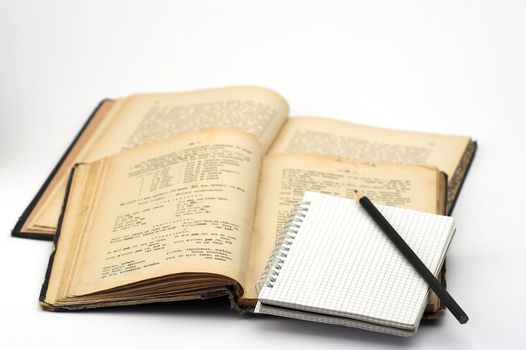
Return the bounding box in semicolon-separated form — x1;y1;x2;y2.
255;191;456;336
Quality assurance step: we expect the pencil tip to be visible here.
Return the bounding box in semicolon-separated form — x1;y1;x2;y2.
354;190;363;200
459;315;469;324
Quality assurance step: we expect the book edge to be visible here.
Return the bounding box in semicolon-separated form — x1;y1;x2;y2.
39;164;79;311
11;99;111;240
447;140;478;214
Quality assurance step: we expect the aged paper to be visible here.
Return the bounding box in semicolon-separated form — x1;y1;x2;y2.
242;153;442;300
46;129;262;301
270;117;470;179
28;86;288;234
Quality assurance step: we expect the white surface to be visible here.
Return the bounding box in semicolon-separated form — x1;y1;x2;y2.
1;0;525;348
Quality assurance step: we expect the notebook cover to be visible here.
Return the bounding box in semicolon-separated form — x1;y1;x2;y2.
11;100;112;240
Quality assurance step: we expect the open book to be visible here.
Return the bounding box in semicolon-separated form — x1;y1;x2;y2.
13;86;476;240
42;127;450;317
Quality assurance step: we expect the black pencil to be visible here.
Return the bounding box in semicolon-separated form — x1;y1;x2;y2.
354;190;469;324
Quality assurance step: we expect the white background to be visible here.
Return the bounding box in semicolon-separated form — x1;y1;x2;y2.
1;0;525;349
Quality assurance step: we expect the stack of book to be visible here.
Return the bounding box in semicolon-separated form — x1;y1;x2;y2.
12;86;476;334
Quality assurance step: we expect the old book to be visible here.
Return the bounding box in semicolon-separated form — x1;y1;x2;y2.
12;86;476;240
40;128;449;318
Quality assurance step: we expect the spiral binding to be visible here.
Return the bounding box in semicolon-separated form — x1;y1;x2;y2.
255;201;311;294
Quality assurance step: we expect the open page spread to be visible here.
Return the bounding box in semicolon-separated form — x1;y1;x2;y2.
270;117;470;181
24;87;288;235
19;88;474;239
43;129;262;306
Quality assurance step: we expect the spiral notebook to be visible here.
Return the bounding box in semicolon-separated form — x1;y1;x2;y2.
255;192;456;336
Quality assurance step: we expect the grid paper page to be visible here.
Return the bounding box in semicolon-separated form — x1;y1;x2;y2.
258;191;455;330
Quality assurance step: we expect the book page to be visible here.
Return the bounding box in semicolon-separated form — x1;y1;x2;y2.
27;86;288;234
269;117;470;180
47;129;262;299
90;86;289;157
242;153;442;300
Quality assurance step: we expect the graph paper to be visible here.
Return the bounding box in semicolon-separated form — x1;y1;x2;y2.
256;191;455;336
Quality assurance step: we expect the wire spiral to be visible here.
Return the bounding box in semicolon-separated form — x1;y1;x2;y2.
255;201;311;294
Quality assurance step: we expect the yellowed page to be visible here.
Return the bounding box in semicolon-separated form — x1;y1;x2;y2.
29;86;288;233
269;117;470;180
49;128;262;298
44;163;96;305
26;99;127;232
243;153;441;300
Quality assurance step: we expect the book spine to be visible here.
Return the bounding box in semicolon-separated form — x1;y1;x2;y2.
256;201;311;293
